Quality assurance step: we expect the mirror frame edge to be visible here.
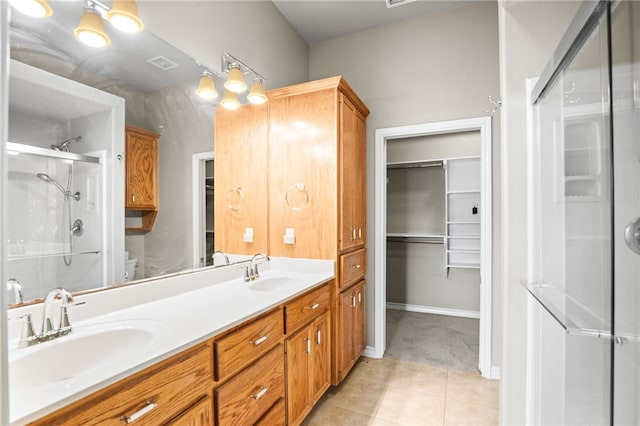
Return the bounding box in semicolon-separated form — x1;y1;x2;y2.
1;1;11;423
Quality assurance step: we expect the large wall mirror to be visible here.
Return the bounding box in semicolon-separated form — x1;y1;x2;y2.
6;1;230;304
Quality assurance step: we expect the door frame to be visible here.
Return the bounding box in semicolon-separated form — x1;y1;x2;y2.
372;116;493;378
191;151;214;269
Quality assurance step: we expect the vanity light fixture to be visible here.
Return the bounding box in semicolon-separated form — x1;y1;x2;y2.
247;78;267;105
220;90;241;110
72;0;145;48
196;71;218;100
74;4;111;48
106;0;144;33
224;64;247;93
218;52;268;107
8;0;53;18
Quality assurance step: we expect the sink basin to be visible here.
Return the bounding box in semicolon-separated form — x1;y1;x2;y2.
9;319;167;391
249;276;303;292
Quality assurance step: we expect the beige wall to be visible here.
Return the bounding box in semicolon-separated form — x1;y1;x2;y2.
310;1;502;368
130;1;309;276
497;1;580;424
139;1;309;91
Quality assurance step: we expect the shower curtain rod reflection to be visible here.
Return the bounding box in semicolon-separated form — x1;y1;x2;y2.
6;142;100;164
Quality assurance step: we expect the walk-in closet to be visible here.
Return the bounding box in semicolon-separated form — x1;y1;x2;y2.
385;130;483;372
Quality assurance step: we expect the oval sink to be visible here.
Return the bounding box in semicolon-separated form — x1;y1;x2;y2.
249;276;303;292
9;319;166;391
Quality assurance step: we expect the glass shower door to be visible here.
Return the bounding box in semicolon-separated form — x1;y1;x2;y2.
611;2;640;424
528;2;613;423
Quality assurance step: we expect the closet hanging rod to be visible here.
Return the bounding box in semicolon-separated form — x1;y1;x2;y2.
386;236;444;244
386;160;443;170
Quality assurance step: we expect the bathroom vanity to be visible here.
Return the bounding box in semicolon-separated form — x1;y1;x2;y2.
7;258;334;425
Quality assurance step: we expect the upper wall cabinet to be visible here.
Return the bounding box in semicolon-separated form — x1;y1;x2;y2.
214;104;269;254
339;95;367;252
268;77;369;259
215;76;369;260
125;125;159;232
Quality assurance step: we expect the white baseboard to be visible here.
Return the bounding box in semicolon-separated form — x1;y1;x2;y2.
491;366;501;380
386;302;480;319
362;346;379;359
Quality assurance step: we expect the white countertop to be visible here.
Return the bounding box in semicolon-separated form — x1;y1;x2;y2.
8;257;334;424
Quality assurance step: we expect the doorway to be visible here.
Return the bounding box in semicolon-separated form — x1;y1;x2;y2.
373;117;493;378
192;152;214;268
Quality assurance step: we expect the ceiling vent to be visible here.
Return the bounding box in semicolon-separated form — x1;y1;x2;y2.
385;0;418;8
146;56;178;71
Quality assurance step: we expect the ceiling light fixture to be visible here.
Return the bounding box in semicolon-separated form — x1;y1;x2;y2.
106;0;144;33
220;90;241;110
247;78;267;105
8;0;53;18
196;71;218;100
74;5;111;48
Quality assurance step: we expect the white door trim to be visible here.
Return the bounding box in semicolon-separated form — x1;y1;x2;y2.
373;116;493;378
191;151;214;269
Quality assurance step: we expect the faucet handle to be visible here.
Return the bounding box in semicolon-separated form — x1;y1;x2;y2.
252;264;260;279
244;266;251;282
59;306;72;335
14;314;37;348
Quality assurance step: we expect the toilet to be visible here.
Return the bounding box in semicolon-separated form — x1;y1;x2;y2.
124;251;137;282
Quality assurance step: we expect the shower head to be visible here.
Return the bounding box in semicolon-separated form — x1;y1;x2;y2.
37;173;67;194
51;136;82;152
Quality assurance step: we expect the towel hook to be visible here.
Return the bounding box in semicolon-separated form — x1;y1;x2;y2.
484;95;502;114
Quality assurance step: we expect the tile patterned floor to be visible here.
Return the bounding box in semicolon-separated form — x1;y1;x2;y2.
302;357;499;426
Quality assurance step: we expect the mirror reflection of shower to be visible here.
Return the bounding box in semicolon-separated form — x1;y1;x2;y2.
51;136;81;152
36;163;82;266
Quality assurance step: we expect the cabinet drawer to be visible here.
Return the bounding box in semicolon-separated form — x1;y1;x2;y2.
31;344;212;426
255;398;285;426
284;283;330;334
215;308;283;381
340;249;366;289
215;345;285;426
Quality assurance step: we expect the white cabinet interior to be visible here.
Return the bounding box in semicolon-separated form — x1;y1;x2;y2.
445;157;481;270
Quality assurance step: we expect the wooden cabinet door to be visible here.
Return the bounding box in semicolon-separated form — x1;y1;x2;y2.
167;397;212;426
353;110;367;245
338;288;356;379
339;95;357;252
286;327;310;425
354;281;366;357
310;312;331;405
268;89;338;260
125;125;158;210
214;104;268;254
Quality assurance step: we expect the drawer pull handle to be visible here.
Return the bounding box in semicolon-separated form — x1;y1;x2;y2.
250;386;268;400
121;400;157;423
306;302;320;310
251;335;268;346
352;264;361;269
316;329;321;345
358;227;362;239
305;337;311;354
358;291;362;303
352;228;356;240
351;296;356;308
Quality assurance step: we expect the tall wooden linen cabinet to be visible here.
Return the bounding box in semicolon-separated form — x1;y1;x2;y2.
214;76;369;387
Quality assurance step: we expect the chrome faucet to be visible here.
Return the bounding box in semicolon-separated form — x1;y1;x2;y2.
14;287;78;348
212;250;230;266
42;288;75;338
7;278;23;305
244;253;270;282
